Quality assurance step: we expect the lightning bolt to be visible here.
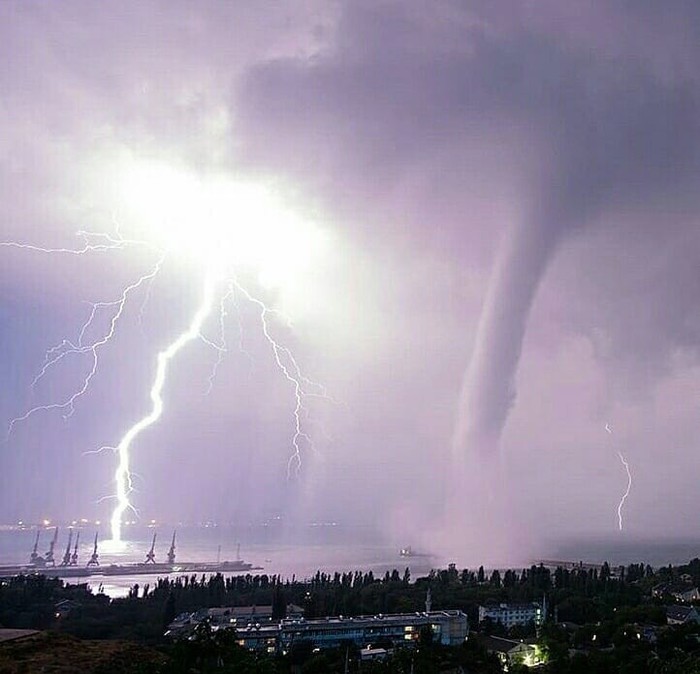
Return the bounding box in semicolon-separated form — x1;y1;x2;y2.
4;230;330;542
5;250;164;436
110;273;219;542
231;278;327;478
616;452;632;532
605;424;632;531
201;287;233;396
0;229;154;256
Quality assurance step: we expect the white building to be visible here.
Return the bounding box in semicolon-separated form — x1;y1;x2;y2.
278;610;468;651
481;636;542;670
478;602;544;629
167;608;468;654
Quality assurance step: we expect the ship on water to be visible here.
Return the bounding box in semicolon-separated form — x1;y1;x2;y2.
0;528;259;580
399;546;432;559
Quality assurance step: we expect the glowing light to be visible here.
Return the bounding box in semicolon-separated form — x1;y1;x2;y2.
117;159;326;286
101;538;127;555
7;258;164;436
3;154;330;544
606;424;632;531
110;273;218;542
616;451;632;531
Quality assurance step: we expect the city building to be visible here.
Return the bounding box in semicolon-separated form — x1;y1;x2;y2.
167;609;469;654
666;605;700;625
652;582;700;602
479;636;541;670
190;604;304;627
478;601;544;629
360;646;389;662
674;587;700;603
166;604;303;637
234;624;281;654
277;610;468;651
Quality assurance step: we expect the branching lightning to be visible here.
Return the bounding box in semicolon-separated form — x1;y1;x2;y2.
4;173;330;543
5;249;164;436
0;229;154;257
230;278;328;478
201;287;234;396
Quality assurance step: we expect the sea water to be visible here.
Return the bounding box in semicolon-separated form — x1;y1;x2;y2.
0;524;433;597
1;525;698;597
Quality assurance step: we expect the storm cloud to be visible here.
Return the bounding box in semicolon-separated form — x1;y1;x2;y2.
1;1;700;563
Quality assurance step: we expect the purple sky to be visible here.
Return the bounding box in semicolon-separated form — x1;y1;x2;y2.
1;1;700;563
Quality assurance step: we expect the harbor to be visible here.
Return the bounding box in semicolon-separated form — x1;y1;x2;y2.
0;527;259;581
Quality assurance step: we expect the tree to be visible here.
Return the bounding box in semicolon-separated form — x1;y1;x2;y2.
162;592;177;629
272;585;287;620
288;639;314;667
418;624;434;649
539;622;570;664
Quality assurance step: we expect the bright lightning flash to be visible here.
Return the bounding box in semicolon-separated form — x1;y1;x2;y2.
110;273;218;542
605;424;632;532
616;451;632;532
4;158;330;544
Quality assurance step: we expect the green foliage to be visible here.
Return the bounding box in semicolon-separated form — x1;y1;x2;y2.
5;555;700;673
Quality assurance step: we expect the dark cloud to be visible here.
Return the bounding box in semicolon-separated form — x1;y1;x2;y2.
235;0;700;557
1;1;700;560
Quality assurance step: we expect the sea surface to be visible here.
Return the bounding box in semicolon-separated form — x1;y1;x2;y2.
544;535;700;568
0;524;435;597
1;525;699;597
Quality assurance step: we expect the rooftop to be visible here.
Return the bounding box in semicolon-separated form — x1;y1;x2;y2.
480;602;541;610
281;610;465;629
479;635;534;654
0;629;40;644
666;605;697;621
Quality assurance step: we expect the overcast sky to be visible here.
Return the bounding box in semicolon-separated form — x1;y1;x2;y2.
1;1;699;563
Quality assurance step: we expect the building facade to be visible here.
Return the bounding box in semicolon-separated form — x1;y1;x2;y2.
480;635;541;670
478;602;544;629
277;610;468;651
168;609;469;654
666;605;700;625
